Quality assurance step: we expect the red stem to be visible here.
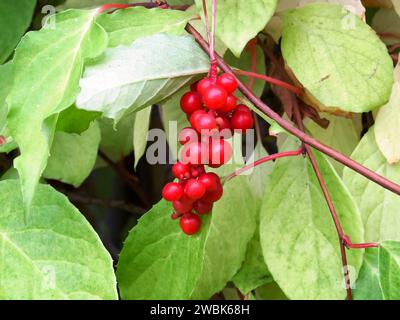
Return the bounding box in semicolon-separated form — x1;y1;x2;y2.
225;149;303;181
209;0;218;80
247;40;257;90
186;23;400;196
201;0;211;44
234;69;303;96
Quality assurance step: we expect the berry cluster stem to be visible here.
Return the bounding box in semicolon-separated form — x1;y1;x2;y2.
186;23;400;196
225;149;303;182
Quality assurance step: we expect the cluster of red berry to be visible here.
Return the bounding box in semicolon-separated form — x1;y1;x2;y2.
162;73;254;236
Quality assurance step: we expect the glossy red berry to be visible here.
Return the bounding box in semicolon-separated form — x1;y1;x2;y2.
193;113;217;133
194;200;213;215
220;94;237;112
190;80;199;92
173;195;194;213
189;110;207;128
190;165;205;178
180;213;201;235
180;142;208;165
202;84;228;110
236;104;251;113
217;73;238;93
208;139;233;168
172;161;191;179
231;110;254;131
162;182;183;202
198;172;221;192
184;179;206;200
197;78;213;96
180;91;202;114
203;183;224;202
179;127;199;145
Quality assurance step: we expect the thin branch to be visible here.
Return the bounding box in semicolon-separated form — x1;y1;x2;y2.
233;69;303;96
98;150;151;208
65;191;146;215
186;23;400;196
225;149;302;182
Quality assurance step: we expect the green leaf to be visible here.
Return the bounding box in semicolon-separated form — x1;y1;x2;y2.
0;0;36;63
375;62;400;164
56;105;101;134
256;281;288;300
195;0;278;57
233;232;272;294
282;3;393;113
44;121;101;187
98;112;135;162
7;9;108;207
224;46;266;97
379;240;400;300
133;106;152;168
58;0;129;9
117;177;256;299
304;114;360;174
0;62;13;133
353;249;383;300
97;7;194;47
343;127;400;243
260;138;364;300
0;180;117;299
76;33;209;122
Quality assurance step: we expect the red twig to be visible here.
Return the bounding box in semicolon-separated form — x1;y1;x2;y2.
234;69;303;96
225;149;303;181
186;23;400;196
247;39;257;90
201;0;211;44
389;43;400;53
209;0;218;80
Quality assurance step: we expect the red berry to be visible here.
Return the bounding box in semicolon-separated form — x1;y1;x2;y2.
180;91;202;114
220;94;237;112
172;161;191;179
171;212;182;220
217;73;238;93
231;110;254;131
208;139;233;168
194;200;213;215
198;172;221;192
162;182;183;202
173;195;194;213
236;104;251;113
202;84;228;110
203;183;224;202
190;165;205;178
180;213;201;235
180;142;209;165
197;78;213;96
189;110;207;128
184;179;206;200
193;113;217;133
179;127;199;145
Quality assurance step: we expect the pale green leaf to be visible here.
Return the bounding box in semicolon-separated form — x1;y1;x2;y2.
375;62;400;164
353;249;383;300
282;3;393;113
0;180;117;300
343;127;400;243
58;0;129;9
133;106;152;168
97;7;194;47
0;62;13;133
195;0;278;57
117;177;256;299
76;34;209;121
7;9;108;208
44;121;101;187
233;232;271;294
260;138;364;300
305;113;360;174
379;240;400;300
0;0;36;63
